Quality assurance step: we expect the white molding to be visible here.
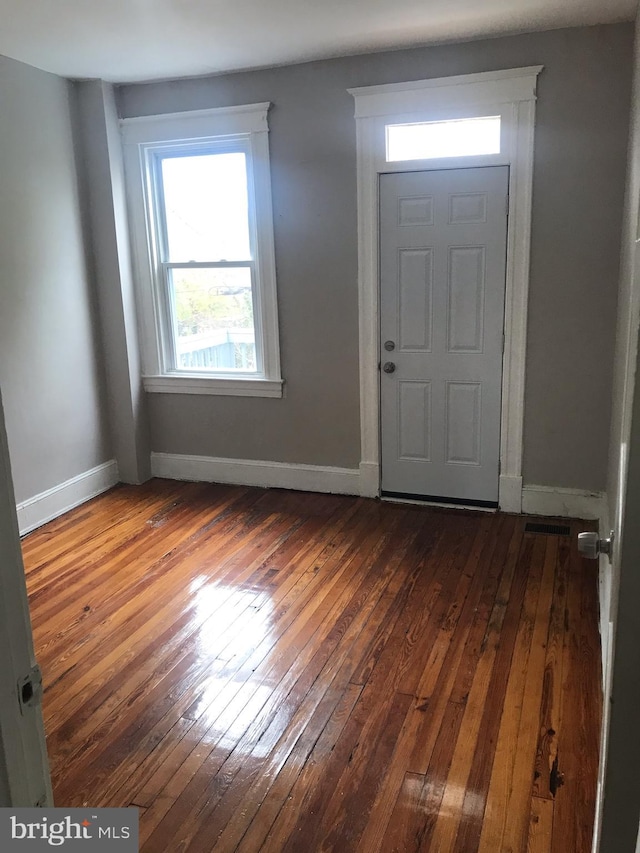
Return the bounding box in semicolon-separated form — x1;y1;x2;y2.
350;68;541;503
499;474;523;513
16;461;119;536
348;67;543;118
521;485;606;520
143;375;283;397
151;453;360;495
120;102;271;142
359;461;380;498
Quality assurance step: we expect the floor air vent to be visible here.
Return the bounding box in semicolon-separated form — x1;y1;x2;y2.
524;522;571;536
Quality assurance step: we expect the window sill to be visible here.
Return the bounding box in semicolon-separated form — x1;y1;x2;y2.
142;374;284;398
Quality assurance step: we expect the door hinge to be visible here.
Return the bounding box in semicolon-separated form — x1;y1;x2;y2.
17;664;43;715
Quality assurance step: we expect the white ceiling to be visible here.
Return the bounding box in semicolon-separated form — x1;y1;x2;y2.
0;0;635;84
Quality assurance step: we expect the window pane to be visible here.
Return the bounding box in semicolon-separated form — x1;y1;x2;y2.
161;152;251;262
386;116;501;162
171;267;256;372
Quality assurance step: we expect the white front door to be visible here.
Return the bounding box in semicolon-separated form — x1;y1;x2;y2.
379;166;509;506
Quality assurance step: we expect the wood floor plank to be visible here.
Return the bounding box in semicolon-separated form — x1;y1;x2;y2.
21;483;602;853
122;505;380;813
533;537;570;801
528;796;554;853
48;512;301;782
551;521;601;853
357;516;519;852
137;508;423;850
169;523;429;853
426;519;525;851
500;536;560;853
59;503;383;806
471;533;545;853
234;682;364;853
381;526;513;850
37;491;275;692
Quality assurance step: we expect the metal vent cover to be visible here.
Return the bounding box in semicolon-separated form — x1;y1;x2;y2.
524;522;571;536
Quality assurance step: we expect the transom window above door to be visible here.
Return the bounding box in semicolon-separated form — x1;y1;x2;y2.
386;115;501;162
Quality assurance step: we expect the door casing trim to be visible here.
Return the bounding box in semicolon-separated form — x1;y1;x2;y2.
349;66;543;512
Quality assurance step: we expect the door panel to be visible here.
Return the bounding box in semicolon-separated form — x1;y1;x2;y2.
398;380;432;461
447;245;485;352
445;381;482;465
398;249;433;351
380;166;509;504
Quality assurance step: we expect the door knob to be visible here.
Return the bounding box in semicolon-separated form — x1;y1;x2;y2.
383;362;396;374
578;530;614;561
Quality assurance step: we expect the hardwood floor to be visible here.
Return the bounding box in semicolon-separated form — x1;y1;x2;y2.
22;479;602;852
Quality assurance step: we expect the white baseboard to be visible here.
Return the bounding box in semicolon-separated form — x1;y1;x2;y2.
150;453;361;496
521;484;606;520
499;474;523;513
17;460;119;536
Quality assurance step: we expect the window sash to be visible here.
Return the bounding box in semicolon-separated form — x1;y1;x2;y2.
162;261;261;376
149;140;267;379
154;145;253;265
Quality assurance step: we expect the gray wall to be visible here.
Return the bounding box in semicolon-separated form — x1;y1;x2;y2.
71;81;151;484
0;55;112;502
118;24;633;491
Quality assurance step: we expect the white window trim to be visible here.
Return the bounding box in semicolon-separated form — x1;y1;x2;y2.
348;66;543;511
121;103;282;398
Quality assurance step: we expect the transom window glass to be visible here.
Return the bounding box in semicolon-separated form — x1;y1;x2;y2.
157;148;257;374
386;116;501;162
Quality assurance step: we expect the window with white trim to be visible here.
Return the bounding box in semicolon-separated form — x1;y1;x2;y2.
122;103;282;397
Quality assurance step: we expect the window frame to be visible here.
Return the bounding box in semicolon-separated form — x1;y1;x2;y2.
121;103;282;398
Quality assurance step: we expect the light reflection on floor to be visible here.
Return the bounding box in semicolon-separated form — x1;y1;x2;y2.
400;769;486;814
185;580;277;758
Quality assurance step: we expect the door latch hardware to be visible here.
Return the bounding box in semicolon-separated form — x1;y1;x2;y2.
17;664;43;714
382;362;396;374
384;340;396;352
577;530;614;561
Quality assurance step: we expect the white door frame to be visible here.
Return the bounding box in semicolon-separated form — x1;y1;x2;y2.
349;66;543;512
